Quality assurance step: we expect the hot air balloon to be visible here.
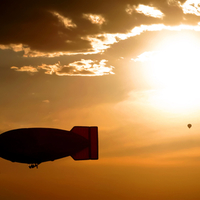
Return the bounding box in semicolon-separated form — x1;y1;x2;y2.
187;124;192;129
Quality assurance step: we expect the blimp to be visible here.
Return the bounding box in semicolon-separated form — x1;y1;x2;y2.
0;126;98;168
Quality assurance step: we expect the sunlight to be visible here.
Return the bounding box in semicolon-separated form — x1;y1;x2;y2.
146;33;200;113
148;88;200;113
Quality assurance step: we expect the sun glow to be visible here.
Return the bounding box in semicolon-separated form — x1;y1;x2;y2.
144;33;200;113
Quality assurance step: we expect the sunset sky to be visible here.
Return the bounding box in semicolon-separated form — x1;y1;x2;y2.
2;0;200;199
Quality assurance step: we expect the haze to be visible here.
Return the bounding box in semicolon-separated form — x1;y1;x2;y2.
1;1;200;200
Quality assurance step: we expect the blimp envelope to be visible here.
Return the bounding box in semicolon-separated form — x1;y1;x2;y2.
0;126;98;168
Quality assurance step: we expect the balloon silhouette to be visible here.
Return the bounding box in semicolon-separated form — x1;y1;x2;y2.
187;124;192;129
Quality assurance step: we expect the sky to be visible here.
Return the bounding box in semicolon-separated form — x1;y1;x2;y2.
2;0;200;199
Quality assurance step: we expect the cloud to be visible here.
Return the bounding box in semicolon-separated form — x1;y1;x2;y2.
131;51;156;62
126;4;165;18
83;14;106;25
1;0;200;71
0;0;193;56
180;0;200;16
38;62;62;75
43;100;50;103
0;44;30;54
0;26;162;57
11;66;38;73
57;59;114;76
52;12;77;29
2;22;200;59
11;59;114;76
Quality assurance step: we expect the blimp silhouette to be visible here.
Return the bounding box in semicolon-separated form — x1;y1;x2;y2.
0;126;98;168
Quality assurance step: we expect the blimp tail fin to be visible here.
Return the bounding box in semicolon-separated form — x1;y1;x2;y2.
71;126;98;160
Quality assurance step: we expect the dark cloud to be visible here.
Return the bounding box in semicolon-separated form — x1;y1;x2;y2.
0;0;190;54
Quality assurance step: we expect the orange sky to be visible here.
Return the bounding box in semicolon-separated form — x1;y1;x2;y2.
1;0;200;199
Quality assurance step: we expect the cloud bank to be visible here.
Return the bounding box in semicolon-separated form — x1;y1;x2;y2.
0;0;193;56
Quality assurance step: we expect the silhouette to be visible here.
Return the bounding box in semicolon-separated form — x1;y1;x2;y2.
187;124;192;129
0;126;98;168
